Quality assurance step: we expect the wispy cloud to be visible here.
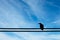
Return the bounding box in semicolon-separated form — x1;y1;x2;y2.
0;0;60;40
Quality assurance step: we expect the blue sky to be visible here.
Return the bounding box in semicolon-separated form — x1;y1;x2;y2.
0;0;60;40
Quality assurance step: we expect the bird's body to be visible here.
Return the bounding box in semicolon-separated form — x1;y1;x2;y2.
39;23;44;30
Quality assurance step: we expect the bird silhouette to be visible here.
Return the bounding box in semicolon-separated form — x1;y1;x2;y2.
39;23;44;30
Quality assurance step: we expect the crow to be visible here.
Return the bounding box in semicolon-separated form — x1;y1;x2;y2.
39;23;44;30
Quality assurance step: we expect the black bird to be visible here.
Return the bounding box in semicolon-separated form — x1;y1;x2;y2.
39;23;44;30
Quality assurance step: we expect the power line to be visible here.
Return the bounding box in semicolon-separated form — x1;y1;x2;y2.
0;28;60;32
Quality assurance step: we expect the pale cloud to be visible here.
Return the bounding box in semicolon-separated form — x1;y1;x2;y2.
46;1;60;8
13;32;60;40
0;32;21;40
52;20;60;24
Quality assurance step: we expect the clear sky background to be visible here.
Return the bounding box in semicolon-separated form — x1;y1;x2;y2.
0;0;60;40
